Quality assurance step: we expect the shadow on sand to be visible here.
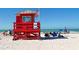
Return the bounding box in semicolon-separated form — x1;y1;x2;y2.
40;37;68;40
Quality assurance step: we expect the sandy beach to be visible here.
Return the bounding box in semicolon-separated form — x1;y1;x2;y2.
0;32;79;50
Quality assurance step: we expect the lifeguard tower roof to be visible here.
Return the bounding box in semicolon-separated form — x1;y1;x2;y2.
16;10;38;16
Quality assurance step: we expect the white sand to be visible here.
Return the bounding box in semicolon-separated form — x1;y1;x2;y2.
0;32;79;50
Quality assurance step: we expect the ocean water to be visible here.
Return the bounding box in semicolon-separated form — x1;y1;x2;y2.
0;30;10;32
0;29;79;32
41;29;59;33
41;29;79;33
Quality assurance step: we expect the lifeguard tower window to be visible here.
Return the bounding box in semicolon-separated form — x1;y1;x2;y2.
22;16;31;22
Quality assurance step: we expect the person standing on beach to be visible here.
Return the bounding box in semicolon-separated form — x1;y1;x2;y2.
64;27;68;34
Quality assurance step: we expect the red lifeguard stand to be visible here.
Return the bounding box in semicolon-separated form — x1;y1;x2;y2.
13;11;40;40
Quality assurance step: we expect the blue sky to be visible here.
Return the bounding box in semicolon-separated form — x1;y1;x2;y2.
40;8;79;29
0;8;38;29
0;8;79;29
